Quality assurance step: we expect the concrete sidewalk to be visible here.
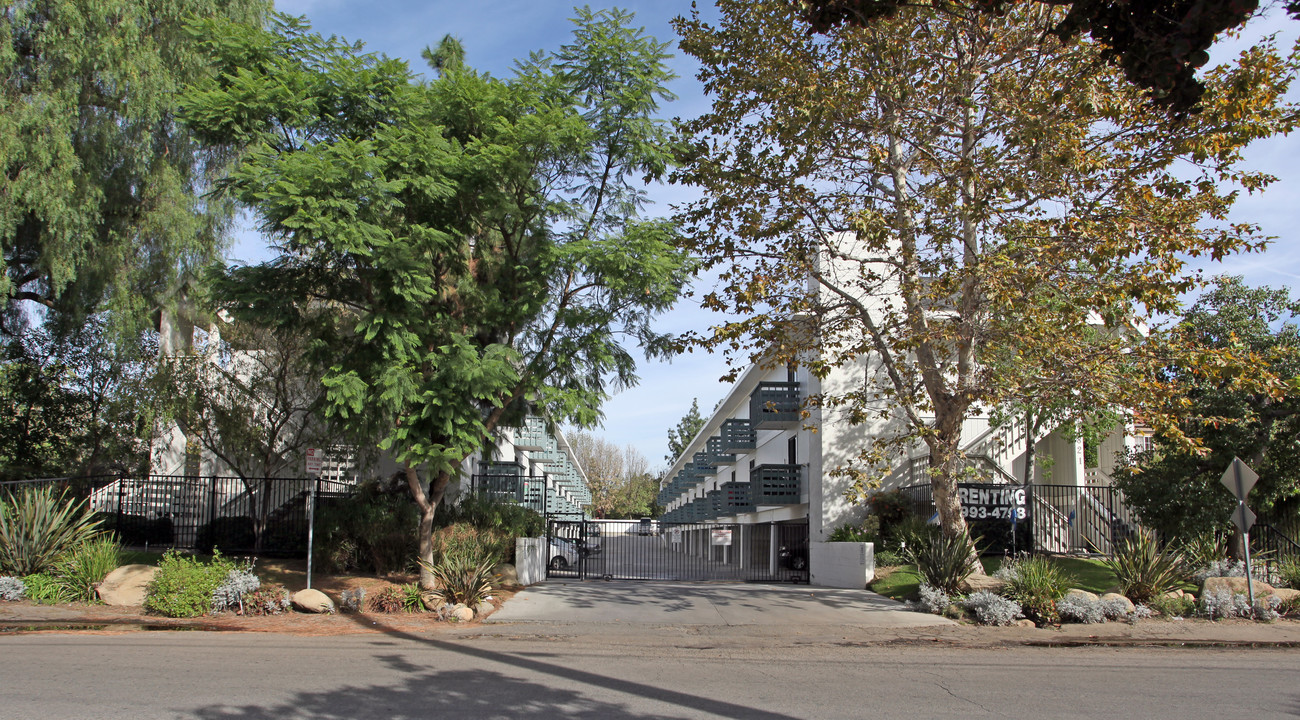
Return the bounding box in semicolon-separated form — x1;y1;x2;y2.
485;580;954;627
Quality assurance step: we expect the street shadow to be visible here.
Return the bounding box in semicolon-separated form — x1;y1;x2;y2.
191;607;802;720
190;667;686;720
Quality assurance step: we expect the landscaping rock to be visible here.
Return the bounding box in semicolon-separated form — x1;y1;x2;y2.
1065;589;1099;602
475;600;494;617
1163;589;1185;599
97;565;157;606
963;573;1006;593
292;589;335;614
450;603;474;622
1100;593;1135;613
492;563;518;585
1273;588;1300;603
1014;619;1036;628
1202;576;1273;598
420;591;443;612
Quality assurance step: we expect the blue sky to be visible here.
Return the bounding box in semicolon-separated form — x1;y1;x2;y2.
231;1;1300;469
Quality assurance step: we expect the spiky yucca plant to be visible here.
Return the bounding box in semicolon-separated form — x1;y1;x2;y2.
420;555;498;608
905;528;976;595
1105;529;1189;603
0;485;104;575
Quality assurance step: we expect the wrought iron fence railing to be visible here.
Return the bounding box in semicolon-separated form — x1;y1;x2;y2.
0;474;354;556
897;482;1140;555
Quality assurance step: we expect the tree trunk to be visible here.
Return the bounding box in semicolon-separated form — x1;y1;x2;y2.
406;463;454;590
929;408;980;572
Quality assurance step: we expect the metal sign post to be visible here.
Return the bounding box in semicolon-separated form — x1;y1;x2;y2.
305;448;322;590
1220;457;1260;610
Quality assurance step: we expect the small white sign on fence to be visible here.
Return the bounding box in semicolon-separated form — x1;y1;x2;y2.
305;447;322;477
711;528;733;546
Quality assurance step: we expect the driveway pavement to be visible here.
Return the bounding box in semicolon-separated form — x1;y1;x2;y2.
485;580;954;627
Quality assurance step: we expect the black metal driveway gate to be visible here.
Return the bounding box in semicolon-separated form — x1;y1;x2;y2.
545;515;809;583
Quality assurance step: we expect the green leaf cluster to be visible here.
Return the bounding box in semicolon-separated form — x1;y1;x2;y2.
180;9;692;491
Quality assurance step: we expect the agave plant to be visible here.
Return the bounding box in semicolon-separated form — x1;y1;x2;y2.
1104;529;1189;603
905;528;976;595
0;485;105;575
420;553;499;608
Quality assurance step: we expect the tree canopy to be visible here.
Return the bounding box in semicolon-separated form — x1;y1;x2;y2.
666;398;707;464
673;0;1298;546
0;0;266;337
800;0;1297;112
181;9;691;585
1114;276;1300;543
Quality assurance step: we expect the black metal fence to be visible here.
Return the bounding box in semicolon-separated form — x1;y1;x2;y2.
1255;522;1300;560
897;482;1140;555
545;515;810;583
0;475;354;556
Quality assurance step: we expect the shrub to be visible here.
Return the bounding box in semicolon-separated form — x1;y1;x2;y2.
1056;595;1105;624
1104;529;1189;603
22;572;69;604
0;485;104;575
1277;594;1300;619
1178;530;1229;571
1002;556;1069;626
314;481;418;574
1147;594;1197;618
874;549;905;567
867;489;914;532
430;523;507;567
53;535;123;602
242;583;291;616
905;528;975;595
439;495;544;551
1194;558;1275;585
891;515;934;550
1277;557;1300;590
914;583;950;615
829;523;873;543
963;591;1022;626
144;551;238;618
211;565;261;614
1199;589;1253;620
367;585;406;613
400;582;424;612
422;554;496;608
0;575;25;601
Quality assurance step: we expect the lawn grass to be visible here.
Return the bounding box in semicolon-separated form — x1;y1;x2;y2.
119;549;166;566
869;555;1119;601
871;557;1000;602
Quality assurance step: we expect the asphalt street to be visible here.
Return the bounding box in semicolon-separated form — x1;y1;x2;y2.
3;626;1299;719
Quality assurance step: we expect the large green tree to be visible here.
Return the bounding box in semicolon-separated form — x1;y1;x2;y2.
0;317;158;479
182;10;691;586
0;0;265;336
673;1;1298;554
1113;276;1300;544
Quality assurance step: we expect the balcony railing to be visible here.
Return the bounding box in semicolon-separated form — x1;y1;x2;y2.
719;418;757;452
753;464;803;505
512;416;548;451
721;480;755;514
693;452;718;477
749;382;801;429
706;435;737;466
